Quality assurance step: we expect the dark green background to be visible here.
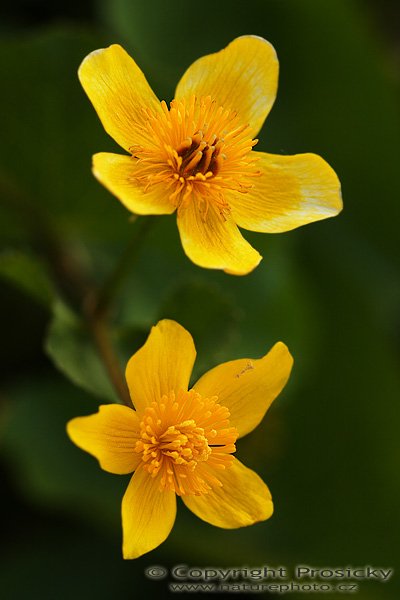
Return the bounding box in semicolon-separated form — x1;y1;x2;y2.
0;1;399;598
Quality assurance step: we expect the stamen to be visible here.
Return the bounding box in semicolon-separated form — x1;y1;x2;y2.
132;96;259;216
135;389;238;496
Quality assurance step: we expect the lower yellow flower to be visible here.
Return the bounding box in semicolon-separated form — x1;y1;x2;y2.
67;320;293;558
78;37;342;275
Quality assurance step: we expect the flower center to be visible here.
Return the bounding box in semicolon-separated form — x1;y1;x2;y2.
158;420;211;465
130;95;260;218
135;389;238;495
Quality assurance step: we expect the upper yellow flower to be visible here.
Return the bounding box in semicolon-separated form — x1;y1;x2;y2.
67;319;293;559
79;36;342;275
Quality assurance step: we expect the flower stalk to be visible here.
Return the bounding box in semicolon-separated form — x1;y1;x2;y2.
92;216;153;319
1;171;150;407
85;310;132;407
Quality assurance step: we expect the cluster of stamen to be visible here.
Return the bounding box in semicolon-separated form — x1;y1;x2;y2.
130;95;260;219
135;389;238;495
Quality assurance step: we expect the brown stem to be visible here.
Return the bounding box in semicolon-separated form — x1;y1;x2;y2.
87;311;132;407
84;216;153;405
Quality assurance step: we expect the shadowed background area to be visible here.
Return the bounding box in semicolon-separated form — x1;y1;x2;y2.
0;1;399;598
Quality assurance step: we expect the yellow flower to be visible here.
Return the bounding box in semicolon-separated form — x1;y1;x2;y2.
79;37;342;275
67;319;293;559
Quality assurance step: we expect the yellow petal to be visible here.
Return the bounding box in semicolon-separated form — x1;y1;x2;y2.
175;36;278;137
177;200;261;275
67;404;140;474
229;152;342;232
194;342;293;438
125;319;196;413
93;152;176;215
122;467;176;559
183;459;273;528
78;45;161;152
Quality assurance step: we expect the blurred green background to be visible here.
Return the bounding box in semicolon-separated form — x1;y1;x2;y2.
0;0;399;598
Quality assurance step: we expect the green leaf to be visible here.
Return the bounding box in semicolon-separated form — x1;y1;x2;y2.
45;300;119;403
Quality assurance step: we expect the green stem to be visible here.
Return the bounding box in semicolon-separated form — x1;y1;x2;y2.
93;216;153;318
83;217;153;406
84;217;153;407
84;216;153;406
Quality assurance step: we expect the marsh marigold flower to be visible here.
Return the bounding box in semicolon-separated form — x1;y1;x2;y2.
67;320;293;558
79;37;342;275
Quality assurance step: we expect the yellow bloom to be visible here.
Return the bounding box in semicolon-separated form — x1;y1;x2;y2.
79;37;342;275
67;319;293;559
